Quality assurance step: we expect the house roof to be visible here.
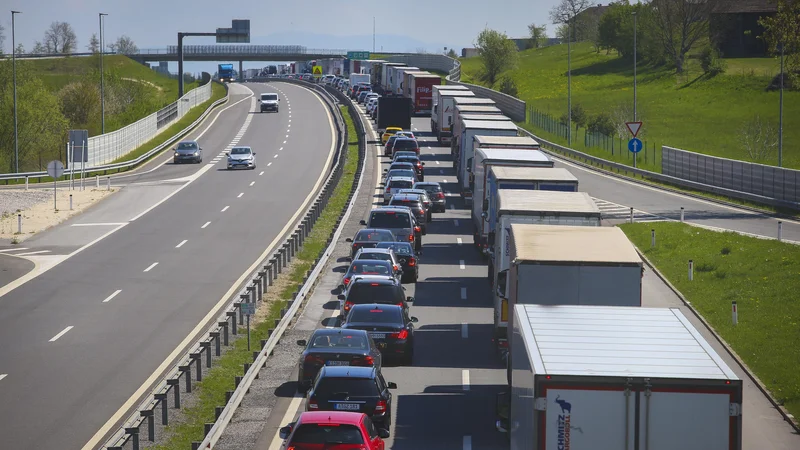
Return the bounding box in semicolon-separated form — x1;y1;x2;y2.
711;0;778;14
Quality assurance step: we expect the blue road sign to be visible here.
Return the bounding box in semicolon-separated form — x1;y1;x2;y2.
628;138;643;154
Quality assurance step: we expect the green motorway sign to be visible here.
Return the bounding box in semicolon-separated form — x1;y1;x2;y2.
347;51;371;60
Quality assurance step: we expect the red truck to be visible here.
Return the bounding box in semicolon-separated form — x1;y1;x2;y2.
409;73;442;116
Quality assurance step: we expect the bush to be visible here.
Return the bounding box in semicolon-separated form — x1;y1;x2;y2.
587;112;616;135
560;103;587;128
700;47;727;76
496;75;518;97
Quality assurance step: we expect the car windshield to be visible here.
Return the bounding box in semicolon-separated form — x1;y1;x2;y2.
348;307;402;324
310;333;368;349
417;184;442;193
387;180;413;191
356;252;392;262
231;148;251;155
393;140;417;150
347;284;404;303
315;378;379;398
349;261;392;275
177;142;197;150
387;170;415;180
390;163;414;170
354;230;394;242
396;157;419;164
369;211;411;228
261;94;278;101
290;423;365;445
375;242;414;256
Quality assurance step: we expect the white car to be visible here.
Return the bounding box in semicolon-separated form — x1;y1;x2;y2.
366;97;380;114
227;146;257;170
363;92;379;106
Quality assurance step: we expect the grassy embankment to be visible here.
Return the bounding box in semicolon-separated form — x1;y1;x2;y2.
152;105;361;449
620;222;800;420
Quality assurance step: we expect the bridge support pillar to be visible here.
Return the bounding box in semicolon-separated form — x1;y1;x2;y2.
239;60;244;81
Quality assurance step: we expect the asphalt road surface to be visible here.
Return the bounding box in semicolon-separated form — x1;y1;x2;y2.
214;99;799;450
0;81;337;450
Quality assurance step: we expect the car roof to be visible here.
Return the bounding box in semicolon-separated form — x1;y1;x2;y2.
297;411;366;426
391;193;421;201
414;182;441;186
399;189;426;194
178;140;198;145
357;228;393;235
372;206;411;214
350;276;397;286
311;328;369;338
231;146;252;151
319;365;377;378
386;174;415;180
356;248;393;254
395;154;420;159
389;162;415;167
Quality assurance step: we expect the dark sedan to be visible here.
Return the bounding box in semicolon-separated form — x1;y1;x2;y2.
342;304;418;365
295;328;383;392
345;228;396;259
414;182;446;212
387;194;428;234
394;155;425;180
375;242;418;283
384;135;399;156
337;276;413;317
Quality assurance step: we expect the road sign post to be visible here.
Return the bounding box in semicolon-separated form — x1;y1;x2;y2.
312;65;323;79
625;122;643;167
47;160;64;211
240;302;256;350
347;51;370;60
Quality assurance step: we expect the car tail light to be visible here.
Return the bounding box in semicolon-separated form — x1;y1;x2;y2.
375;400;387;413
390;329;408;339
408;257;416;267
352;355;375;366
304;354;324;365
414;226;421;233
308;398;319;409
408;234;414;242
437;192;445;199
419;209;425;215
344;301;354;312
393;265;399;271
498;340;509;348
343;277;351;286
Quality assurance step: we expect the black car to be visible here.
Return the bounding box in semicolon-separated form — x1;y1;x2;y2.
337;277;413;318
388;194;428;234
345;228;396;259
394;155;425;180
397;189;433;222
305;365;397;430
414;182;446;212
296;328;383;392
340;259;399;291
391;137;420;156
342;304;418;365
384;135;400;156
375;242;418;283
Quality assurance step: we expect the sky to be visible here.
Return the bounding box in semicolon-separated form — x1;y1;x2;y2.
1;0;565;73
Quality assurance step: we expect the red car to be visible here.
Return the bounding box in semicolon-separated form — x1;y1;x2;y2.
279;411;390;449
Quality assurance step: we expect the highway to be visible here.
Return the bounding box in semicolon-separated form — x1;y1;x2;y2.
214;97;800;450
0;81;337;450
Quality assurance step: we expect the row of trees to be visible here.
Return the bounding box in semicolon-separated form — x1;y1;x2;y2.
0;22;138;55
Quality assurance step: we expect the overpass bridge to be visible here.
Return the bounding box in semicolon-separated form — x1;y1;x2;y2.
129;45;364;63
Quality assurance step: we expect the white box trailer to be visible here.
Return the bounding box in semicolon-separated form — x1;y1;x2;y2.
457;120;519;196
402;70;429;97
431;89;476;143
386;65;407;93
470;149;554;249
451;113;509;158
393;67;419;95
508;304;743;450
380;63;405;90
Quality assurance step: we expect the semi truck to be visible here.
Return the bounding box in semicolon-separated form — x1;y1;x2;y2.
453;96;497;109
376;97;412;133
402;70;429;97
456;120;519;198
393;66;419;95
218;64;234;83
452;105;504;146
431;88;474;143
505;303;743;450
470;149;554;250
408;73;441;115
380;63;405;91
451;114;512;162
349;73;370;90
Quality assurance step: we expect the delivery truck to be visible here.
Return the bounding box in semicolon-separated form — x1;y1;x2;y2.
470;149;554;250
457;120;519;198
349;73;370;90
393;66;419;95
488;189;601;297
504;303;743;450
451;114;512;161
408;73;441;115
431;88;475;143
376;97;412;133
218;64;235;83
380;63;405;91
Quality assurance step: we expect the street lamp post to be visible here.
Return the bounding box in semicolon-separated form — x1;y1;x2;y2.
778;42;784;167
11;10;21;173
99;13;108;134
567;16;572;146
632;10;638;168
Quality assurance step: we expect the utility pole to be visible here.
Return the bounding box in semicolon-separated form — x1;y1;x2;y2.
632;10;638;168
373;17;376;53
12;10;21;173
99;13;108;134
567;16;572;146
778;42;784;167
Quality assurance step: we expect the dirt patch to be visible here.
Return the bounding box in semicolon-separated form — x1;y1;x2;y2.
121;77;164;92
0;187;118;242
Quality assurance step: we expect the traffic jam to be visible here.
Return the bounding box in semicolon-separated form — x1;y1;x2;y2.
276;60;744;450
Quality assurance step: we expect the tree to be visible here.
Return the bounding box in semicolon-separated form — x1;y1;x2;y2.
31;41;46;55
576;10;602;51
15;44;24;55
550;0;596;43
528;23;548;49
474;29;519;84
759;0;800;88
555;24;571;41
496;75;519;97
43;21;78;53
649;0;714;73
740;115;778;162
446;48;458;58
87;33;100;54
109;35;138;55
561;103;587;132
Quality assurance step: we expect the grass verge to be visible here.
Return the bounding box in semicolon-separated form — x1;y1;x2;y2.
151;104;361;449
619;222;800;420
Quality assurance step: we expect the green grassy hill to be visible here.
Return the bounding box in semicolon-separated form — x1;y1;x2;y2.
459;43;799;169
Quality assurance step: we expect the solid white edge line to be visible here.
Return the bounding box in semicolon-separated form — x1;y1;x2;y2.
462;370;470;391
0;248;28;253
49;326;74;342
460;287;467;300
143;262;158;273
71;222;127;227
102;290;122;303
85;81;338;450
459;260;466;270
15;250;52;256
201;221;211;229
268;395;304;450
461;323;468;338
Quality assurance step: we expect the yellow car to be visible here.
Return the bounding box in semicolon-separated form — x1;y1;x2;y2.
381;127;403;144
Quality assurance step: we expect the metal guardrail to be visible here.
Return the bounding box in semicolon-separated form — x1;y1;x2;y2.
0;81;221;184
100;79;364;450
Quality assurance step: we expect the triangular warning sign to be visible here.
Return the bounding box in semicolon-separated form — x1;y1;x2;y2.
626;122;642;137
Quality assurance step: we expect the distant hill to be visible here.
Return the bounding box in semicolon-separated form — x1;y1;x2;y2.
250;31;451;54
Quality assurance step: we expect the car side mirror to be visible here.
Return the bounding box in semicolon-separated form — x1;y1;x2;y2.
481;212;488;219
224;151;229;156
252;152;257;155
410;316;419;323
199;147;203;151
383;169;388;172
345;238;353;242
296;339;307;347
421;162;425;165
406;296;414;303
279;425;292;440
378;428;390;439
338;294;346;300
387;382;398;389
359;220;367;226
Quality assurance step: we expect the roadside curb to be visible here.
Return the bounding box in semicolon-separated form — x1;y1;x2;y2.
631;244;799;432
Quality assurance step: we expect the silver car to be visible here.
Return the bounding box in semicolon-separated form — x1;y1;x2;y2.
227;146;257;170
173;140;203;164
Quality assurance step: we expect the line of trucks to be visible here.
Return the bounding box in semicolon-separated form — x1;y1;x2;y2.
338;64;744;450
